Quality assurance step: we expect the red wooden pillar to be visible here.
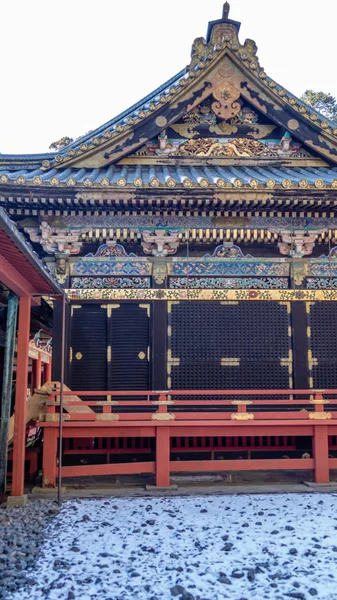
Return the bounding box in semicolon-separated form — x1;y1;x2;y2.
313;425;329;484
156;426;170;487
42;428;58;487
12;296;31;498
44;359;52;383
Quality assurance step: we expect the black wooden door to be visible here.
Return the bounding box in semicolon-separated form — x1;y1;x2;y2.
308;302;337;389
70;304;108;391
169;301;292;391
108;303;150;391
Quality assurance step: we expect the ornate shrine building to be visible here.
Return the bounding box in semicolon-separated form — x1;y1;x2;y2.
2;4;337;493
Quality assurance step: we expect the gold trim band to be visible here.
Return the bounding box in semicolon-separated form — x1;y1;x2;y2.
67;289;337;301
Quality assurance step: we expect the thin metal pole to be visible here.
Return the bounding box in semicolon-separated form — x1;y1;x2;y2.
0;293;18;495
57;293;66;505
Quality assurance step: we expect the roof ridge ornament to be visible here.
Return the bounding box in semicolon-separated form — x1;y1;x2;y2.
223;2;230;19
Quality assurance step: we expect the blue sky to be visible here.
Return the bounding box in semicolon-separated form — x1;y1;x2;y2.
1;0;336;154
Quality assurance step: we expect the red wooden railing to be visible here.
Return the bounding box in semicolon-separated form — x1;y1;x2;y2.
39;388;337;487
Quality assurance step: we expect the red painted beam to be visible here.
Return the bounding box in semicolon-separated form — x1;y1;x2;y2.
170;458;315;472
49;389;337;399
39;422;315;438
61;462;155;477
0;255;40;303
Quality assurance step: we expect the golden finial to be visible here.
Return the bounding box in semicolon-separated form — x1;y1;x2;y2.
223;2;230;19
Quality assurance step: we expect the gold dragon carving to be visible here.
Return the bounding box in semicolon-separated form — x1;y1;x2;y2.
178;137;279;157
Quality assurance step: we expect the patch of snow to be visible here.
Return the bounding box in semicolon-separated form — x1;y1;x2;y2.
9;493;337;599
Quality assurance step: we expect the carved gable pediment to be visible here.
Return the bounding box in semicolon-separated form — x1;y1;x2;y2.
46;3;337;170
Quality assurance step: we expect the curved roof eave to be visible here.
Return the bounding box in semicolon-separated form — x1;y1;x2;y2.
59;68;187;154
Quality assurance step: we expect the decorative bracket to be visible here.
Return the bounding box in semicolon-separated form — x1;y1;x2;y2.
25;221;90;255
142;230;179;257
270;229;326;258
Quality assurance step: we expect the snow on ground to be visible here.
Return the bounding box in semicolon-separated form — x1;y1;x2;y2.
9;493;337;600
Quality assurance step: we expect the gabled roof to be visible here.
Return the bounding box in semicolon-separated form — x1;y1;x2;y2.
43;4;337;169
1;3;337;175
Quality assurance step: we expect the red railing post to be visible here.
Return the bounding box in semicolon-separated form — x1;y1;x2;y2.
42;428;58;488
313;425;329;484
155;392;170;487
156;426;170;487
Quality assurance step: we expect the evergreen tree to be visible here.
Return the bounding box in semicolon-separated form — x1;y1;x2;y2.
301;90;337;122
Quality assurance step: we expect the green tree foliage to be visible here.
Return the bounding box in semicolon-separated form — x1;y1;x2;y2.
49;136;74;151
301;90;337;122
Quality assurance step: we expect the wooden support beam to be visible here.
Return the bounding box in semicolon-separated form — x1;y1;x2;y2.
156;426;170;487
0;293;18;494
42;428;58;487
11;296;31;497
313;425;329;484
44;359;52;384
0;256;39;302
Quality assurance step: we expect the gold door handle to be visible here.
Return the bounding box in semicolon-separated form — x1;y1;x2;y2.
138;351;146;360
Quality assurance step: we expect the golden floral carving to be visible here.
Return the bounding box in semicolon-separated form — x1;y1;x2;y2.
212;82;241;120
166;178;176;188
308;412;332;420
199;178;209;188
231;413;254;420
282;179;292;188
287;119;299;131
66;289;337;302
177;137;279;158
152;413;176;421
96;414;120;421
183;178;193;188
231;401;253;405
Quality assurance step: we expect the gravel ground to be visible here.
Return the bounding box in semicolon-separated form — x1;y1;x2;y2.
2;494;337;599
0;500;60;599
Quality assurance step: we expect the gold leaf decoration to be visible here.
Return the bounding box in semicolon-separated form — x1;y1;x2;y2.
282;179;292;188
